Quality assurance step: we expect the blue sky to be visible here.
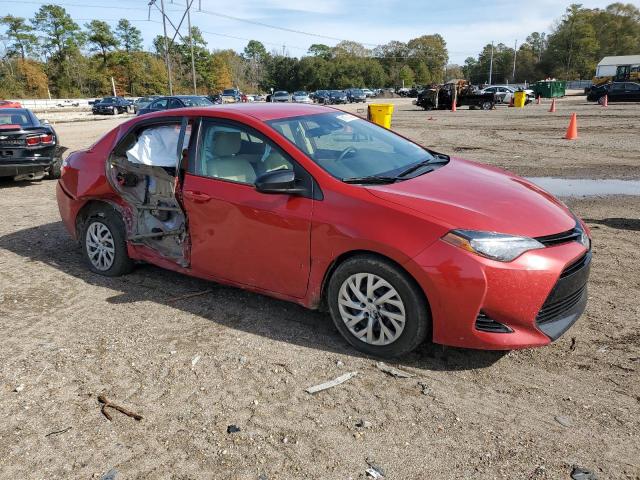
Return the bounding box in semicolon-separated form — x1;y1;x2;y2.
2;0;616;64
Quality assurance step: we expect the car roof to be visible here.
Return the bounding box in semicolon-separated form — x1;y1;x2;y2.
133;103;335;122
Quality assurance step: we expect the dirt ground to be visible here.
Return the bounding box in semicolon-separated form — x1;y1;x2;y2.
1;97;639;480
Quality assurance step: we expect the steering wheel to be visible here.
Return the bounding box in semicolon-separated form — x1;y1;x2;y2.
336;146;358;163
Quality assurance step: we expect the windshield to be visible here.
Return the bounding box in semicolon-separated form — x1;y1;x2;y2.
274;91;288;96
268;112;436;181
293;91;307;96
222;89;237;95
352;89;364;94
180;96;213;106
101;97;117;104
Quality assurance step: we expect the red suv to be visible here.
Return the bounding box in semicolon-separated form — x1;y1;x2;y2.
57;104;591;357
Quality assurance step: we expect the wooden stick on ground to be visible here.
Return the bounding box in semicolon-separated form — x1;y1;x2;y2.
98;394;143;421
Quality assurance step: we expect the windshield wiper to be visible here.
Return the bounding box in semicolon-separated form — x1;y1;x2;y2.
396;160;434;178
342;175;398;184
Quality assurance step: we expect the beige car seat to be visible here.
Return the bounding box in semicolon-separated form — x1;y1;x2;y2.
204;130;257;183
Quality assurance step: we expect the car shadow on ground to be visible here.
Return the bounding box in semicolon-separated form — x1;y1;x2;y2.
584;217;640;232
0;220;507;372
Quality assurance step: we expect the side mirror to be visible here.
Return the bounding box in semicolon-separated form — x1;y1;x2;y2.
40;118;50;125
255;169;305;195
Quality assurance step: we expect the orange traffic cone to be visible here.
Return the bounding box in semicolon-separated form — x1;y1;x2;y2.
508;95;514;107
601;95;608;107
451;100;457;112
549;98;556;113
564;113;578;140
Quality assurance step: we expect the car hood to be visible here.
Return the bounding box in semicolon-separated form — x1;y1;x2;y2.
366;157;575;237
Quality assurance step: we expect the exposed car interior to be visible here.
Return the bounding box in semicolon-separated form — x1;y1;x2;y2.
195;123;292;184
107;122;190;266
106;120;294;266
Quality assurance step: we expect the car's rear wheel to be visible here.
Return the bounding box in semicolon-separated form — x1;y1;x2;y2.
46;158;62;179
81;207;133;276
327;255;430;357
481;101;494;110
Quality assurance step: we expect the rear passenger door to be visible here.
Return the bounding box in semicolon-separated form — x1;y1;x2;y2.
181;119;314;298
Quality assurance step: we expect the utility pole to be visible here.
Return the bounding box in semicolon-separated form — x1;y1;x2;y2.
488;41;494;85
512;39;518;83
186;0;197;94
158;0;173;95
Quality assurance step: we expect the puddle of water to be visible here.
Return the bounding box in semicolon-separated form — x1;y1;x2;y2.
526;177;640;197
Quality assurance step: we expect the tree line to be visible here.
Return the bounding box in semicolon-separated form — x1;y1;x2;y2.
0;3;638;99
463;3;640;84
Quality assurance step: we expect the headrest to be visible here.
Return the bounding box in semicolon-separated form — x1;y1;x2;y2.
213;131;241;157
11;114;23;124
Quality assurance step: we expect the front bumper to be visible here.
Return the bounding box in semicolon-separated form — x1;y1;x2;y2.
406;239;590;350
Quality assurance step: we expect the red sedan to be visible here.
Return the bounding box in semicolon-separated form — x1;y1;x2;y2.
57;104;591;357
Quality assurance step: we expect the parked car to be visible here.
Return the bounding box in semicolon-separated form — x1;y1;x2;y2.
271;91;290;103
0;100;22;108
133;95;161;113
347;88;367;103
57;103;591;357
56;99;80;107
292;91;313;104
587;81;640;103
0;108;63;180
313;90;330;104
221;88;241;103
362;88;376;97
328;90;348;104
253;94;267;102
137;95;213;115
92;97;130;115
480;86;534;104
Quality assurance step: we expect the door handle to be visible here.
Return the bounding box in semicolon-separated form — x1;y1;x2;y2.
183;190;211;202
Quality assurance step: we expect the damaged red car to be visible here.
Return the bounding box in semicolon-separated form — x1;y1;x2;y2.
57;104;591;357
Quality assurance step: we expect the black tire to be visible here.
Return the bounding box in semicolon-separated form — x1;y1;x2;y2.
481;101;494;110
327;255;430;358
47;158;62;179
80;206;134;277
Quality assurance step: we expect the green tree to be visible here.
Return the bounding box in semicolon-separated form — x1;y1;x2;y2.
116;19;142;53
399;65;415;87
407;34;448;83
243;40;267;61
0;15;37;59
32;5;82;58
307;43;332;59
85;20;119;64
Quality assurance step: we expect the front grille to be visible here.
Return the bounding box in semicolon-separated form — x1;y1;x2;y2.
475;312;512;333
535;226;582;247
560;253;591;278
536;252;591;325
537;284;587;324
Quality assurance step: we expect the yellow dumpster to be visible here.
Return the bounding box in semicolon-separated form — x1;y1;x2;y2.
513;91;527;108
368;104;394;128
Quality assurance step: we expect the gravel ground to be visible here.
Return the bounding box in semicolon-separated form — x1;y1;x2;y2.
0;97;639;480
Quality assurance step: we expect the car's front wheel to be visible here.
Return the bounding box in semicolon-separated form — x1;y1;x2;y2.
81;207;133;276
327;255;430;357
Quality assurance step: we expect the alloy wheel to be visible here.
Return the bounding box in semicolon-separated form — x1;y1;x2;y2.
337;273;406;345
85;221;116;271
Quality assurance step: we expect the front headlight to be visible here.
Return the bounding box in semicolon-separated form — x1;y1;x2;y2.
442;230;544;262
